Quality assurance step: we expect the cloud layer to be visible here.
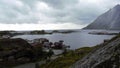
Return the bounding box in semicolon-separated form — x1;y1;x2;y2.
0;0;119;30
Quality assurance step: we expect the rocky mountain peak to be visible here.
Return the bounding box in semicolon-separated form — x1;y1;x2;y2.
112;4;120;11
114;4;120;8
84;4;120;30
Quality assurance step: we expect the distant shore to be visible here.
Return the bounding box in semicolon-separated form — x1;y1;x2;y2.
88;31;120;35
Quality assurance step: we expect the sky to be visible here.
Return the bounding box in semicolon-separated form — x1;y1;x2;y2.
0;0;120;30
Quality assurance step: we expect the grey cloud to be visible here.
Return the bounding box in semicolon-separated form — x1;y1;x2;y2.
42;3;100;24
41;0;120;24
0;0;40;24
0;0;119;24
41;0;78;9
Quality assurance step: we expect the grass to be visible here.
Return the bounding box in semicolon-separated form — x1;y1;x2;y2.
40;46;98;68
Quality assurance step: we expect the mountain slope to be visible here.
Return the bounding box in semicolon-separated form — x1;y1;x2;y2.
70;35;120;68
84;4;120;30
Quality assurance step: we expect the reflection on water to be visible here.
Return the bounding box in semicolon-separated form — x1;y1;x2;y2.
12;30;118;49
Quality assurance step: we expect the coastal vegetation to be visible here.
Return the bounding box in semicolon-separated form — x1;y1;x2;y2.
40;46;99;68
30;30;52;35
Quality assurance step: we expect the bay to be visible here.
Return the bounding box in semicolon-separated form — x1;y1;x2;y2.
12;30;118;49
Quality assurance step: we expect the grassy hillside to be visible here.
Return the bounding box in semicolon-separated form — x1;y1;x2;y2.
40;46;99;68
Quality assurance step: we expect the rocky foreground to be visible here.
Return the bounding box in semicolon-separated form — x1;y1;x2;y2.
71;35;120;68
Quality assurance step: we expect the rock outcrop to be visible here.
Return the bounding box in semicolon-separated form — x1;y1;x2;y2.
84;4;120;30
0;38;32;49
71;35;120;68
0;38;34;68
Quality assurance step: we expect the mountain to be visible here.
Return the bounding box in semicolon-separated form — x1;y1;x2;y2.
70;34;120;68
84;4;120;30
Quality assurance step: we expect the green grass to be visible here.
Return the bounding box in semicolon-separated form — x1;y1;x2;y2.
40;46;98;68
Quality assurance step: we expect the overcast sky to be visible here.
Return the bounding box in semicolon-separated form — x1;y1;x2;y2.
0;0;119;30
